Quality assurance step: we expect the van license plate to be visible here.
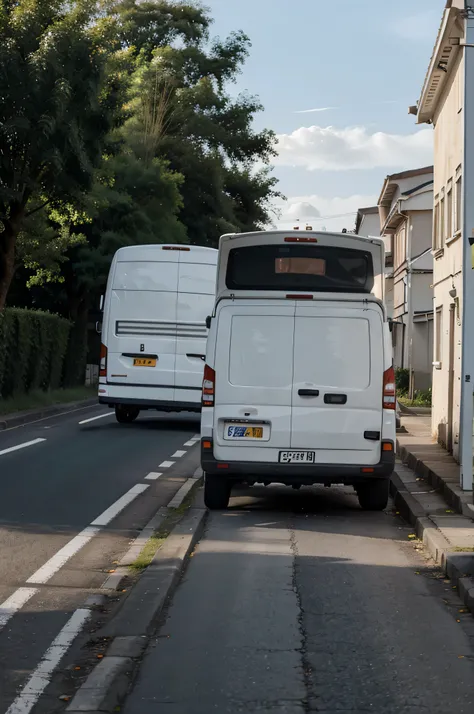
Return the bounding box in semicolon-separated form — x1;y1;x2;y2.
133;358;156;367
225;425;263;439
279;451;315;464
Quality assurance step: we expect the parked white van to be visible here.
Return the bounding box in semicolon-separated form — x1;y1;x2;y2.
201;230;396;510
99;244;218;422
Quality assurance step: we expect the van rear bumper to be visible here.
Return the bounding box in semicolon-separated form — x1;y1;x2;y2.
99;396;201;413
201;439;395;484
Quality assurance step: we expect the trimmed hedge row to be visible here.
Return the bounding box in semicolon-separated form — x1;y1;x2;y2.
0;308;72;400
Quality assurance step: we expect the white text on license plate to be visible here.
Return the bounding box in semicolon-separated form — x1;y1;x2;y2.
279;451;315;464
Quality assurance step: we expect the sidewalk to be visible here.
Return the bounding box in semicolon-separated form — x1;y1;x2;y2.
392;411;474;614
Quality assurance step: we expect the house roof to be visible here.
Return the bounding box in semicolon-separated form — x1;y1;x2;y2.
354;206;378;234
378;166;434;208
402;179;434;197
415;1;464;124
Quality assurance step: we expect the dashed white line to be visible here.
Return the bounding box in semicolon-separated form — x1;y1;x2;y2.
159;460;175;469
78;412;113;425
183;440;197;447
171;450;186;458
192;434;200;440
0;587;39;632
5;608;91;714
145;472;162;481
27;484;149;585
0;438;46;457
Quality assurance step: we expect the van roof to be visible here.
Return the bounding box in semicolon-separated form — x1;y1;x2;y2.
113;244;218;265
220;230;384;250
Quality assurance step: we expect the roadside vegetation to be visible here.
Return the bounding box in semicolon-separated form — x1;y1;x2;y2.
395;368;432;408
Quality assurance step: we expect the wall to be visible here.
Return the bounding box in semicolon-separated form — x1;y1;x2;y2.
432;51;464;458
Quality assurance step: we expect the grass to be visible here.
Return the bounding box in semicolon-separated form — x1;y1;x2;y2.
129;484;200;573
0;385;97;416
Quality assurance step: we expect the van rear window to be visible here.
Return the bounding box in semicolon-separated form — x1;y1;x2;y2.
226;245;374;293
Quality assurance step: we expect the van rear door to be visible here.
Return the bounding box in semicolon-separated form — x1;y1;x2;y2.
107;254;179;398
290;302;384;465
212;301;295;462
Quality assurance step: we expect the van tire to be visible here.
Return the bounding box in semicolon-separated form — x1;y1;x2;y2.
356;480;389;511
204;474;231;510
115;405;140;424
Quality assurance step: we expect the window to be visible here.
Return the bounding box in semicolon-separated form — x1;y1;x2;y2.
433;200;440;250
455;175;462;233
439;191;445;248
434;307;443;367
395;224;406;268
446;181;453;240
225;244;375;293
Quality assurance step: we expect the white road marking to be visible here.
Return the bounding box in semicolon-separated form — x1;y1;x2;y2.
78;412;113;425
192;434;200;440
90;484;149;526
171;450;186;458
27;484;149;585
159;460;175;469
0;587;39;632
6;608;90;714
0;438;46;457
167;478;197;509
183;440;197;447
145;472;162;481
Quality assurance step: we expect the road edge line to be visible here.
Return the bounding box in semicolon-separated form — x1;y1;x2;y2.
66;504;207;714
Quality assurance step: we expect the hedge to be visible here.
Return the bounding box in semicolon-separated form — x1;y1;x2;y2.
0;308;72;400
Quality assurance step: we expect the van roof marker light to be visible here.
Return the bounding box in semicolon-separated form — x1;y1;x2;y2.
284;236;317;243
286;294;313;300
162;246;191;251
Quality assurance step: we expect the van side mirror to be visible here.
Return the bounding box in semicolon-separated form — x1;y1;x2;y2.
96;321;102;334
205;315;212;329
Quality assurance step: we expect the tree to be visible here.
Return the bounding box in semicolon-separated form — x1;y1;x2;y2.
0;0;122;309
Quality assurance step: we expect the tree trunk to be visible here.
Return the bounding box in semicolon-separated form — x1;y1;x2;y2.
0;225;17;311
63;289;90;388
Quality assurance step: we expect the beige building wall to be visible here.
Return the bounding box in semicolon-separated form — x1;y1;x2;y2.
431;52;464;456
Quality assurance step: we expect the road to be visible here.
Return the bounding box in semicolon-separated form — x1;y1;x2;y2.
0;402;200;714
125;485;474;714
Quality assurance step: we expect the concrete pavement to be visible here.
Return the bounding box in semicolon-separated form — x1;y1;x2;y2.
125;485;474;714
0;404;201;714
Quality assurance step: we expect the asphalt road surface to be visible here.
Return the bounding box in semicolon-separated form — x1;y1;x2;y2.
0;403;200;714
125;484;474;714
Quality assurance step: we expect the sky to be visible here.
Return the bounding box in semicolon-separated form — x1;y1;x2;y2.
203;0;446;231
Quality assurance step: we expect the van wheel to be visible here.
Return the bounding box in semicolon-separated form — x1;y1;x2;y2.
204;474;231;510
356;480;389;511
115;405;140;424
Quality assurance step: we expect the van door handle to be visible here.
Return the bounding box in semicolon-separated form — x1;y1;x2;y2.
298;389;320;397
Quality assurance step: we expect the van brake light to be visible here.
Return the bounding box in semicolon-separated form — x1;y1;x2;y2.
202;364;215;407
383;366;396;410
162;246;190;251
284;236;317;243
100;343;108;378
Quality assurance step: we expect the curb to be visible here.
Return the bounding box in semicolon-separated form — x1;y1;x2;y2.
66;504;207;713
390;473;474;617
0;397;98;431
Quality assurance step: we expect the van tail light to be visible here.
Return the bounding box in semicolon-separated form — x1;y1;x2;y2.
100;343;108;378
202;364;215;407
383;366;396;410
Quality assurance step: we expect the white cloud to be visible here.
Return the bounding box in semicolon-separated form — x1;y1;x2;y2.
294;107;335;114
275;193;378;233
274;124;433;171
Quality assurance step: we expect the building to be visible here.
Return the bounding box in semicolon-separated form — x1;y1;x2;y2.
355;206;379;238
377;167;434;393
412;0;465;457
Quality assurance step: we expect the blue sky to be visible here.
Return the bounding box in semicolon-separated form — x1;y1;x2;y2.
203;0;445;230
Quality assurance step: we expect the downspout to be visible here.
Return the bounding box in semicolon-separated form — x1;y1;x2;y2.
398;203;414;397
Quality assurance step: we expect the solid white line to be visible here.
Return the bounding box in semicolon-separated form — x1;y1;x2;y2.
78;412;113;425
0;587;39;632
27;484;149;585
26;527;100;585
0;439;46;457
167;478;196;509
145;472;162;481
171;450;186;458
90;484;149;526
159;460;175;469
6;608;90;714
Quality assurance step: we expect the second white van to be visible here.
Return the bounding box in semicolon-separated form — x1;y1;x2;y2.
201;230;396;510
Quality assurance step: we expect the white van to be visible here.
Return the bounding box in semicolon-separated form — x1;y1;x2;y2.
201;230;396;510
98;244;218;422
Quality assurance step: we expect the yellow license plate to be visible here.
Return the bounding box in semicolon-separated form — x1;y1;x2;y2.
226;425;263;438
133;358;156;367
